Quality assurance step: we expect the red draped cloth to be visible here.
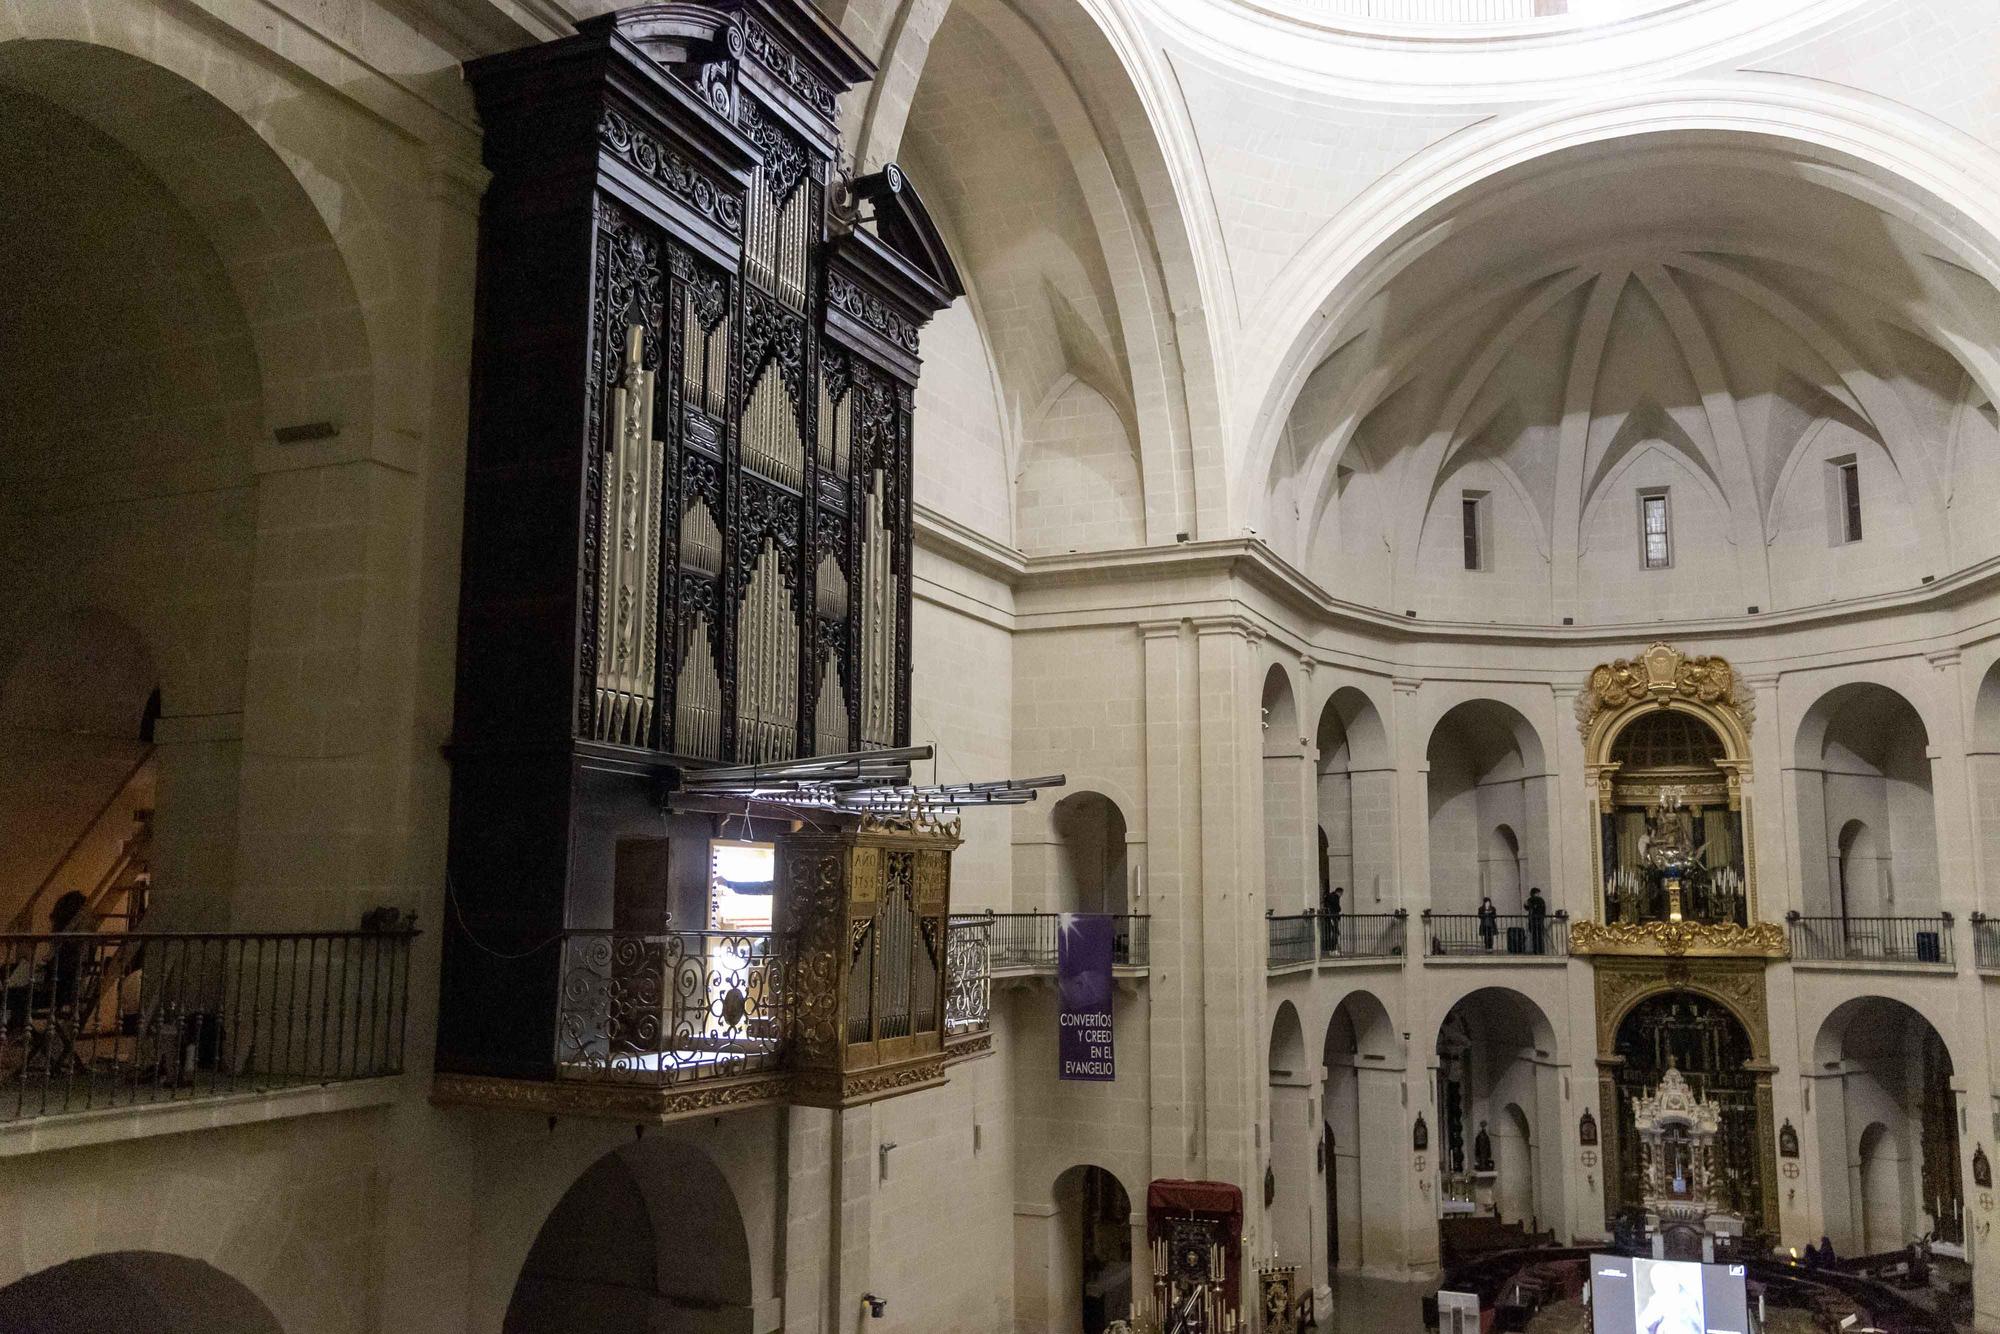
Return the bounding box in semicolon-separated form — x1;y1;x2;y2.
1147;1178;1245;1308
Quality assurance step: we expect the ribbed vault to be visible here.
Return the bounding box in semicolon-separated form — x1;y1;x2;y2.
1261;136;2000;624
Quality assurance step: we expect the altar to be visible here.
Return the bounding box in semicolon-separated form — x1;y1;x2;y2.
1632;1060;1743;1258
1568;644;1786;1239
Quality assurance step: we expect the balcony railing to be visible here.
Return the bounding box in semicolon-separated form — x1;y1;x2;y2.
1787;914;1953;967
946;916;992;1035
1423;911;1568;958
978;912;1150;972
1268;913;1316;968
554;931;785;1087
1322;911;1408;960
1;928;416;1124
1974;916;2000;971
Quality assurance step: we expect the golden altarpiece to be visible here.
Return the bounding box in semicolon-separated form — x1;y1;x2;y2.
1570;644;1785;1237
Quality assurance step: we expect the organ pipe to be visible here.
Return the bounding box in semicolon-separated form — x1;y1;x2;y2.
860;470;896;749
592;323;664;746
735;538;799;763
741;366;804;488
675;610;722;760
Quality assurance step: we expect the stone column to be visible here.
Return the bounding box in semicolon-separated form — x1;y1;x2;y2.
1140;620;1198;1181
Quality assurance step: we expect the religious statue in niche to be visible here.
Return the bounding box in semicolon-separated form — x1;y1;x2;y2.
1580;1109;1599;1147
1975;1145;1991;1189
1778;1120;1799;1159
1474;1122;1494;1172
1413;1114;1429;1152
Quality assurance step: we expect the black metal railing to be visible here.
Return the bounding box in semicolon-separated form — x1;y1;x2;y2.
945;915;992;1035
1320;911;1407;960
0;928;415;1123
1422;911;1568;958
1974;915;2000;970
980;912;1151;971
554;931;784;1087
1787;914;1953;966
1267;913;1316;968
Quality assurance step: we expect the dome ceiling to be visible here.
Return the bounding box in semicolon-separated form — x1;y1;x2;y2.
1265;139;2000;624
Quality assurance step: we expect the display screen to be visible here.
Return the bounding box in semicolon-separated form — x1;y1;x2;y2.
1590;1255;1749;1334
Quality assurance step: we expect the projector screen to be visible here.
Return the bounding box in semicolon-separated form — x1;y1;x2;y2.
1590;1255;1749;1334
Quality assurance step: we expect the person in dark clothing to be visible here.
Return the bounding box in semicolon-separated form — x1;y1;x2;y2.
1802;1244;1819;1269
1524;886;1548;954
1322;886;1343;955
1477;896;1499;951
1819;1235;1836;1266
46;891;89;1012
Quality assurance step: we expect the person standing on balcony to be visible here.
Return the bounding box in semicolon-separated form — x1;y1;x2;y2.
1477;896;1499;951
1322;885;1343;955
1525;887;1548;954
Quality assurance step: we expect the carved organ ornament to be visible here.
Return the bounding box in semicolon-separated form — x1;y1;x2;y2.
1571;644;1784;958
437;0;965;1095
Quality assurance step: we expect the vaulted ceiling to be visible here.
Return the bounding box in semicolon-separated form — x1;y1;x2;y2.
1263;137;2000;623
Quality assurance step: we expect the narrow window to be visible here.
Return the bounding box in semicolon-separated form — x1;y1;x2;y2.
1839;460;1863;543
1640;491;1671;569
1460;491;1490;571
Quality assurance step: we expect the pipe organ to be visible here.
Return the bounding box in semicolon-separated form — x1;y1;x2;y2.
438;0;962;1084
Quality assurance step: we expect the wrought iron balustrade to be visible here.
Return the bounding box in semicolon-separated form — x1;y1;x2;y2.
1320;911;1407;960
1787;914;1953;966
978;912;1150;972
554;931;785;1087
1974;915;2000;971
1267;913;1316;968
1;928;415;1123
945;916;992;1035
1422;910;1568;958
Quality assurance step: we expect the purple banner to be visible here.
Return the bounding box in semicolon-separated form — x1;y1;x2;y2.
1058;913;1115;1081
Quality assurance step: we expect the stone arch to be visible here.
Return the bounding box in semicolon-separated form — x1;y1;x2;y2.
885;0;1222;547
0;1251;283;1333
1322;988;1401;1272
1268;1000;1314;1273
1435;986;1562;1232
1046;790;1132;915
1241;80;2000;524
1426;699;1552;915
503;1139;753;1334
1263;664;1309;912
0;40;376;440
1047;1163;1136;1334
0;607;156;739
1315;685;1393;910
1793;682;1939;921
1809;996;1962;1253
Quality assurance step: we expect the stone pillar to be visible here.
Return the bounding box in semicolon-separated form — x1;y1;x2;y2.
1268;1071;1318;1275
1193;618;1266;1201
1141;620;1198;1180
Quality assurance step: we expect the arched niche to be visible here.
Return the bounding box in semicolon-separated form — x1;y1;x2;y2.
1049;1164;1135;1334
1434;987;1563;1237
1809;996;1962;1254
1322;989;1400;1274
1573;645;1782;954
1425;698;1551;915
1263;665;1309;912
503;1140;753;1334
1315;685;1393;910
1791;682;1938;923
0;1251;282;1333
